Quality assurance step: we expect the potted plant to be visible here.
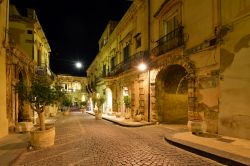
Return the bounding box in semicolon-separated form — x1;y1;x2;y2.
93;95;105;120
61;95;72;116
80;101;87;113
124;96;131;119
50;84;65;117
15;75;63;148
114;98;122;117
134;107;142;122
14;80;33;132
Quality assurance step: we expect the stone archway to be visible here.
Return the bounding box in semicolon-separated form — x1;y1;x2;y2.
156;64;188;124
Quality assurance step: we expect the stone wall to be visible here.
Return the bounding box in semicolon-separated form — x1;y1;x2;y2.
219;16;250;139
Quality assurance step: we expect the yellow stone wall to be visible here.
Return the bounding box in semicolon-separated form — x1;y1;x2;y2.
9;21;33;59
0;0;9;138
57;75;88;106
219;0;250;139
87;0;250;139
87;0;149;117
9;5;51;74
7;5;52;128
183;0;215;48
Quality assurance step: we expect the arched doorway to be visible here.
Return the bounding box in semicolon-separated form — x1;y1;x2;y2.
156;65;188;124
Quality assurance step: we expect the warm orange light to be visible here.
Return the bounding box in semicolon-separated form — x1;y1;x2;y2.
138;63;147;71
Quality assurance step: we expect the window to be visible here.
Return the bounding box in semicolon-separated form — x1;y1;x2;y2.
123;45;130;62
135;35;141;49
103;64;106;76
163;16;178;35
123;87;129;96
27;30;33;34
103;37;108;46
111;56;116;70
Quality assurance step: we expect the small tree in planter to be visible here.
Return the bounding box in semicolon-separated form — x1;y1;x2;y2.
61;95;72;115
80;101;87;113
134;107;143;122
124;96;131;119
49;84;65;117
14;80;33;132
113;98;122;117
92;95;105;120
15;75;63;148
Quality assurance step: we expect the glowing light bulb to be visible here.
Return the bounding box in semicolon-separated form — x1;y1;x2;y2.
75;62;82;68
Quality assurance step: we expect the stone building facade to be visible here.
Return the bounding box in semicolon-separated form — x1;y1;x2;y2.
6;5;52;131
87;0;250;140
219;0;250;139
0;0;9;138
56;75;88;107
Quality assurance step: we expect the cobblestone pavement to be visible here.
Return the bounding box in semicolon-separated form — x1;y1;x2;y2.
12;113;223;166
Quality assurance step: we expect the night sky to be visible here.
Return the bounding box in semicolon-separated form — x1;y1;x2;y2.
10;0;132;76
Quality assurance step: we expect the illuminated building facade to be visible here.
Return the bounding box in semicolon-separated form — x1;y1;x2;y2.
87;0;250;139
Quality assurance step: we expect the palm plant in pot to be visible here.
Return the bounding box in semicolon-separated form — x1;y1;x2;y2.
15;75;63;148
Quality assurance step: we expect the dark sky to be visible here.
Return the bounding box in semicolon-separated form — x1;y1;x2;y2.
10;0;132;76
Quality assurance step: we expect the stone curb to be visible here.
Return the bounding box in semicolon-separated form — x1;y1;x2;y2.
164;134;250;166
86;112;155;127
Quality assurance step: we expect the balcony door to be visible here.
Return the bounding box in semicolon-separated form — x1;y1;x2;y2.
162;16;178;43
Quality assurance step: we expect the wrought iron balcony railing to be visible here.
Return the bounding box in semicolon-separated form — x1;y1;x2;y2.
106;51;149;77
151;26;184;57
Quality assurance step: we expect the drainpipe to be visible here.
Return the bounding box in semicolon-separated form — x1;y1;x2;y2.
147;0;151;122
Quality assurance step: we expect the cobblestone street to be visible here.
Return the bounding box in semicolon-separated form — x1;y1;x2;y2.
12;113;223;166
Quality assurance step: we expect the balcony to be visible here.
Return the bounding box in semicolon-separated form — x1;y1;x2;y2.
151;26;184;57
35;63;52;76
36;64;47;76
107;51;149;77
